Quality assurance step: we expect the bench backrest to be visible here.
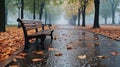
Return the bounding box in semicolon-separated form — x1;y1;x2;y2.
17;18;43;37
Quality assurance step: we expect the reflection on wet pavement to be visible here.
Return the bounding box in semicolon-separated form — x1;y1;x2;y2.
6;26;120;67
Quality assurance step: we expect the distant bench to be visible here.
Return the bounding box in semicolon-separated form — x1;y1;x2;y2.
17;18;54;50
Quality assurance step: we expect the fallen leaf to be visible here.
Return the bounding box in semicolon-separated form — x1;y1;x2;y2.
110;51;119;56
94;42;100;46
54;35;59;40
32;58;43;62
78;54;86;59
36;51;44;55
15;55;25;59
66;45;73;50
55;52;62;57
48;48;58;51
13;58;17;62
97;55;108;59
19;53;27;56
9;65;19;67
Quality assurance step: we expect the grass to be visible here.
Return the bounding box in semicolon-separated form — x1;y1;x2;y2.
6;25;18;28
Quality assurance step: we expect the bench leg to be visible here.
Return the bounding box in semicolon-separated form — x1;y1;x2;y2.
23;39;30;52
51;30;54;40
40;34;46;50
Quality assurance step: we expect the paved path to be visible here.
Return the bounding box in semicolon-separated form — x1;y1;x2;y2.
6;25;120;67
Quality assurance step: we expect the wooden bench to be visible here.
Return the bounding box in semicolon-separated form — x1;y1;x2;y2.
17;18;54;50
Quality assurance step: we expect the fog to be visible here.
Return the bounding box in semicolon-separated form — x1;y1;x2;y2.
7;1;120;25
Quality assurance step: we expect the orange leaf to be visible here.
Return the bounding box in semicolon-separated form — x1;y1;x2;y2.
32;58;43;62
55;52;62;57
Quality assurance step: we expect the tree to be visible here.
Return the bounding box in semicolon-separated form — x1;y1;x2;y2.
21;0;24;19
24;0;62;20
78;7;81;26
5;0;13;24
100;0;112;24
78;0;94;27
0;0;5;32
93;0;100;28
81;0;88;27
109;0;120;24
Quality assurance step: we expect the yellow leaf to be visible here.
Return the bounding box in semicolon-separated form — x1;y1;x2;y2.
15;55;25;59
55;52;62;57
78;54;86;59
36;51;44;55
9;65;19;67
32;58;43;62
97;55;108;59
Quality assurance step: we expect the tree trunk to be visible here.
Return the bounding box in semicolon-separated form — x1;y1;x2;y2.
93;0;100;28
73;15;77;25
5;7;8;25
33;0;35;19
82;6;86;27
78;7;81;26
110;0;116;24
21;0;24;19
112;9;115;24
45;9;47;24
105;17;107;24
48;13;51;24
39;2;45;20
0;0;5;32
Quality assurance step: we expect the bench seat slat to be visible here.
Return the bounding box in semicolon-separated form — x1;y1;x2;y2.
24;24;39;27
25;25;42;31
21;20;42;24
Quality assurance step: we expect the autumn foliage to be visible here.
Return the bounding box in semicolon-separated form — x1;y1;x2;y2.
83;25;120;40
0;27;24;61
0;25;56;62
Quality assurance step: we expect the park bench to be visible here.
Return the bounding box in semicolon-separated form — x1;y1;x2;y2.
17;18;54;50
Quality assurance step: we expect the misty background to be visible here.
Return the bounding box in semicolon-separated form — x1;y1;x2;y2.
6;0;120;25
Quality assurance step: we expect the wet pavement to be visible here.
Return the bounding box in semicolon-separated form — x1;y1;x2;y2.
6;25;120;67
